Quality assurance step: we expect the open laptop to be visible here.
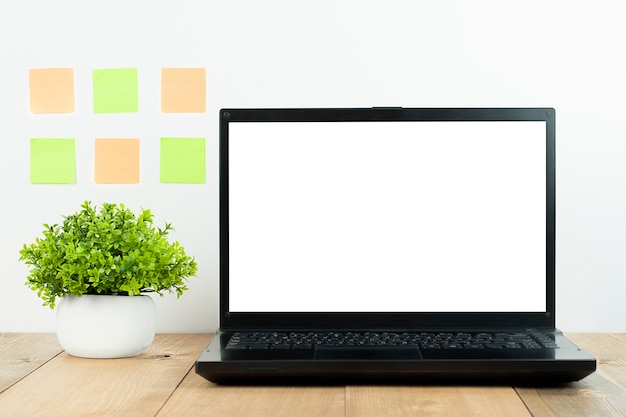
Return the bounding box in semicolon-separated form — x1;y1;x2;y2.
195;107;596;384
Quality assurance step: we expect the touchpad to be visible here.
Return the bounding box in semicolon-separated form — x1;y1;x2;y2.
314;347;422;360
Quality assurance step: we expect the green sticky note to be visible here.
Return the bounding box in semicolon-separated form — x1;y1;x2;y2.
160;138;206;183
30;138;76;184
93;68;139;113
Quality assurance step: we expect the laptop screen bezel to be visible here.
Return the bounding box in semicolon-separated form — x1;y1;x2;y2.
219;107;556;331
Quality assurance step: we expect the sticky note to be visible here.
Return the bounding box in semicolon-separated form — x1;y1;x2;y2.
30;138;76;184
92;68;139;113
94;138;140;184
161;68;206;113
29;68;75;113
160;138;206;183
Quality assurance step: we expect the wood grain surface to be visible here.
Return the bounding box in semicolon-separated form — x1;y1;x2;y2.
0;333;210;417
0;333;62;394
1;333;624;417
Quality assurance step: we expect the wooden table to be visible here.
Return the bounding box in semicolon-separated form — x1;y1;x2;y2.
1;333;625;417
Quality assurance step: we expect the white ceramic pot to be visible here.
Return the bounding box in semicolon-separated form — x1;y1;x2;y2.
56;294;156;359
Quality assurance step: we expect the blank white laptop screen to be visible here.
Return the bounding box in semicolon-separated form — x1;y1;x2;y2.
228;121;547;313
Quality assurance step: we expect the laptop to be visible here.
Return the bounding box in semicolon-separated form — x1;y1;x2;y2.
195;107;596;384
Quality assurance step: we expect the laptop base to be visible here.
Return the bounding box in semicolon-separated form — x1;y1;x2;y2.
195;330;596;385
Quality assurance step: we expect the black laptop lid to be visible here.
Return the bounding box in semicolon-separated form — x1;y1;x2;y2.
220;108;556;330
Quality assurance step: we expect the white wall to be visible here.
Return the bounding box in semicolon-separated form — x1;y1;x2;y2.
1;0;625;332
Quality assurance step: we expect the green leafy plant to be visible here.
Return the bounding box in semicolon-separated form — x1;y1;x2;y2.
19;201;198;309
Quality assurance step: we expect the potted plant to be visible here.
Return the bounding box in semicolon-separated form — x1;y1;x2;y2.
19;201;197;358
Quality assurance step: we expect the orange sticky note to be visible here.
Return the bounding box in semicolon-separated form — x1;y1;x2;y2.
29;68;75;113
94;138;140;184
161;68;206;113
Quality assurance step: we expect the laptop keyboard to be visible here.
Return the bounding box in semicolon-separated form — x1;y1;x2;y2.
225;331;558;350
